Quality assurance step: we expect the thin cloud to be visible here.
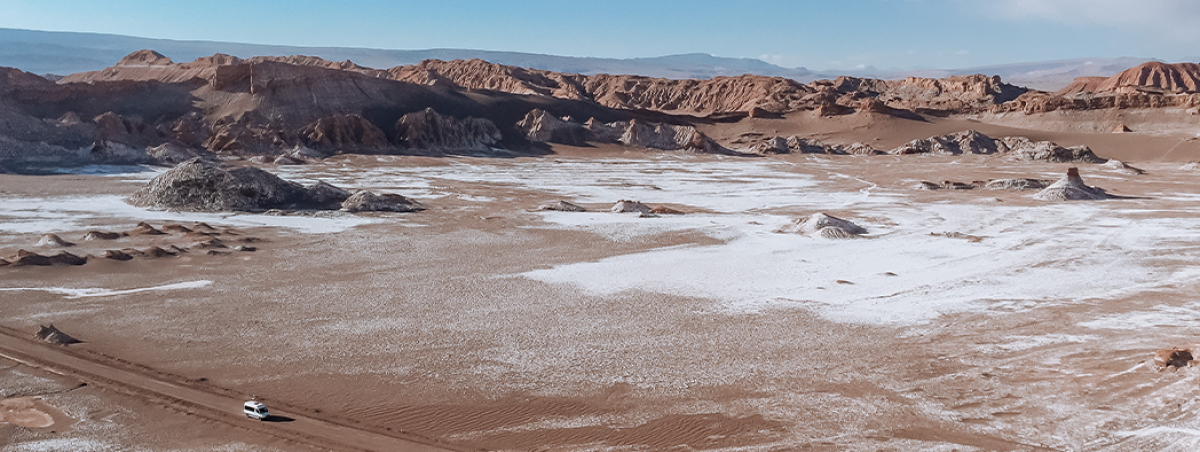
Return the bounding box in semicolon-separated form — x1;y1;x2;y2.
985;0;1200;40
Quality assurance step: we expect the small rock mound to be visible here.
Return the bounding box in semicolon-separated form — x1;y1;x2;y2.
890;130;1000;155
36;234;76;248
84;230;123;240
611;200;652;213
983;178;1053;190
1154;348;1193;369
1102;159;1145;175
536;201;587;212
6;250;86;266
914;180;976;190
130;158;349;212
1034;168;1109;201
140;246;180;257
102;250;134;261
1112;124;1132;133
35;325;81;345
127;221;165;236
777;213;867;238
1003;138;1107;163
340;191;426;213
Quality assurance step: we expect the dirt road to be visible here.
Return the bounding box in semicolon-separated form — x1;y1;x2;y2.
0;326;472;452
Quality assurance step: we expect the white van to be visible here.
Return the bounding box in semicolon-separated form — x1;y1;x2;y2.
243;401;269;420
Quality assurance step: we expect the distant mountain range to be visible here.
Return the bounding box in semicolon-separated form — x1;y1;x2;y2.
0;27;1163;90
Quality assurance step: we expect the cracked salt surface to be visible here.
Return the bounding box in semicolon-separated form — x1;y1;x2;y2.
271;157;1200;326
0;281;212;299
0;195;379;234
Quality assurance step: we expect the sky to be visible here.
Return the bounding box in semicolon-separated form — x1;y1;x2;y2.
0;0;1196;71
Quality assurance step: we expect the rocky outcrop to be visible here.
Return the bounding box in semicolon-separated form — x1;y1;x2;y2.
747;136;851;155
890;130;1002;155
299;114;388;151
4;249;87;266
983;178;1053;190
612;200;652;213
618;120;726;153
1034;168;1109;201
393;108;501;152
35;325;82;345
1001;138;1106;163
888;131;1107;163
129;158;350;211
339;191;425;212
1103;159;1145;175
776;213;867;239
516;109;589;146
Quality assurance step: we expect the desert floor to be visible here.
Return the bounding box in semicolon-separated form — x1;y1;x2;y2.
3;117;1200;451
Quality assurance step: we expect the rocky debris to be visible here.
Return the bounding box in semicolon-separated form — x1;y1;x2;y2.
84;231;123;240
611;200;653;214
192;222;218;232
914;180;977;190
1034;168;1109;201
777;213;867;239
35;325;81;345
5;249;87;266
1102;159;1146;175
516;109;590;146
130;158;350;212
649;206;686;215
127;221;166;236
931;231;983;242
299;114;388;150
339;191;426;212
102;250;134;261
234;245;257;252
394;108;501;152
983;178;1053;190
1154;348;1194;369
36;234;76;248
536;201;587;212
147;142;214;165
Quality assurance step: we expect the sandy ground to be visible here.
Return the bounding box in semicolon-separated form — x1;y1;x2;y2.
3;117;1200;451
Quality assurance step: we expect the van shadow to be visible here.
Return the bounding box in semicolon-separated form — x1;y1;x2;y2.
263;415;295;422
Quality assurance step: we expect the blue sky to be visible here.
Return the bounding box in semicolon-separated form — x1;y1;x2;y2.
0;0;1196;70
